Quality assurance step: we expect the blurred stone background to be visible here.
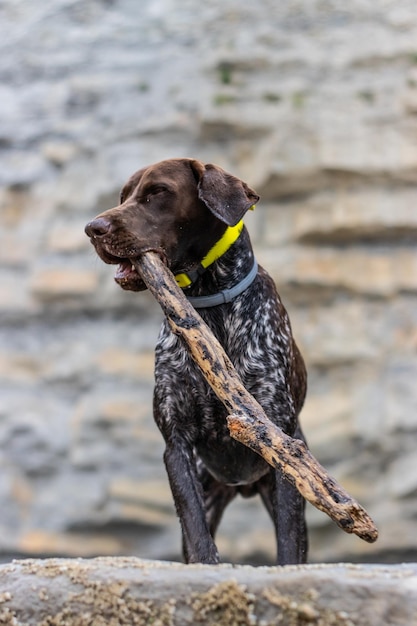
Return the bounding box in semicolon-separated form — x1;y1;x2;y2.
0;0;416;566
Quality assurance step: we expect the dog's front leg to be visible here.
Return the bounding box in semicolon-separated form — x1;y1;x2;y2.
164;439;219;564
275;470;308;564
154;327;219;564
258;468;308;565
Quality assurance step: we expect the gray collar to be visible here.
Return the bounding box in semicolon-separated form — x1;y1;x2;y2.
185;260;258;309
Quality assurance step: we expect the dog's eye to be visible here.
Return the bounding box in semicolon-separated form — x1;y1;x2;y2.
149;185;168;195
142;186;169;204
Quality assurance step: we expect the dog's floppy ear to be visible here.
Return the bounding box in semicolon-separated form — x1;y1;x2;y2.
190;160;260;226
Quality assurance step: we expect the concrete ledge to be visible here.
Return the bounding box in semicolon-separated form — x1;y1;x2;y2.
0;557;416;625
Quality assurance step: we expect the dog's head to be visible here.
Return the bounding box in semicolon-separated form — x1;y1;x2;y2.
85;158;259;291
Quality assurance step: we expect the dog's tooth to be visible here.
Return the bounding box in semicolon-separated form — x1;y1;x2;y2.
131;264;135;272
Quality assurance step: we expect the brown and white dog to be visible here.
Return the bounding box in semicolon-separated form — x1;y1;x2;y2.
85;158;308;565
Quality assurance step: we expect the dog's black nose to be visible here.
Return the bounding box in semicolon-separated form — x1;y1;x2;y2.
85;217;111;238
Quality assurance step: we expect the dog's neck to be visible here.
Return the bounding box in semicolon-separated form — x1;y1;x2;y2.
180;226;256;302
175;220;245;289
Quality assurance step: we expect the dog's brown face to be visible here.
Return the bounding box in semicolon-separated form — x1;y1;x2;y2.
85;158;259;291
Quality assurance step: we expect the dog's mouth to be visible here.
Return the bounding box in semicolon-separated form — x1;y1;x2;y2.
114;258;146;291
93;245;169;292
86;229;169;292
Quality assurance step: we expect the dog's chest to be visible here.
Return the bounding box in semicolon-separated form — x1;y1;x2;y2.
154;291;292;429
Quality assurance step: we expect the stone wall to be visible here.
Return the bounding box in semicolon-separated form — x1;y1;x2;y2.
0;0;416;565
1;558;417;625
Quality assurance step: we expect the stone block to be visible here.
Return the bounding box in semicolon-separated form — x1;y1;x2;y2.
0;150;48;187
41;141;78;167
47;220;91;253
0;352;42;383
0;270;33;314
317;122;417;174
30;267;99;300
388;451;417;498
108;478;172;510
71;393;150;430
107;478;175;526
18;530;124;558
291;300;387;366
292;188;417;244
258;246;417;297
301;390;355;461
69;390;158;470
1;558;416;626
385;357;417;432
94;348;155;382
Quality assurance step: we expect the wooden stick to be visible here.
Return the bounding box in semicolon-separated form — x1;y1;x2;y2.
132;251;378;543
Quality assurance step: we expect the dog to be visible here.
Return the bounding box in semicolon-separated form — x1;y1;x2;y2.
85;158;308;565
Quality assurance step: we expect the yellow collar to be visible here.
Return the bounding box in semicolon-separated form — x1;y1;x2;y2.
175;219;244;289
